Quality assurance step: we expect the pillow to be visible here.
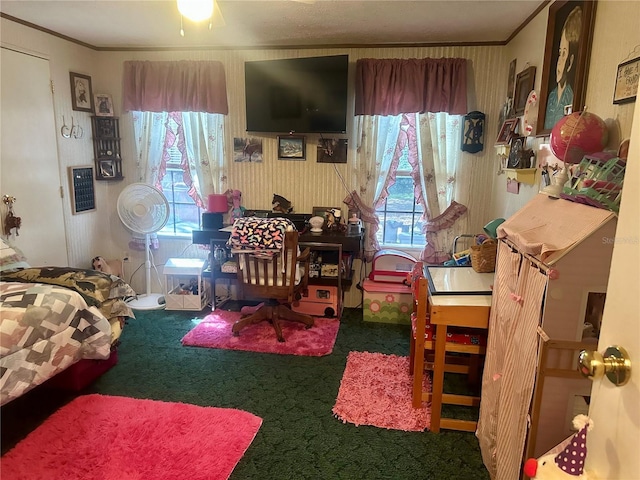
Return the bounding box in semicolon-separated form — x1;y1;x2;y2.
1;266;113;307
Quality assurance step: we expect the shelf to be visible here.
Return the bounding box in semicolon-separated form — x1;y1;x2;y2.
91;116;123;181
504;168;537;185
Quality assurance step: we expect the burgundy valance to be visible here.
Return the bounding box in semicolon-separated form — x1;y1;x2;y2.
355;58;468;116
123;60;229;114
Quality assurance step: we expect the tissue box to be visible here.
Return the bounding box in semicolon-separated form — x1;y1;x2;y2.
363;279;412;324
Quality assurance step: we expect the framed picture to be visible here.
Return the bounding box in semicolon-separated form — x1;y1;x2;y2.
613;56;639;104
496;118;518;145
69;72;94;112
317;138;348;163
94;93;114;117
537;0;597;136
233;137;263;162
99;159;116;179
277;135;306;160
513;66;536;116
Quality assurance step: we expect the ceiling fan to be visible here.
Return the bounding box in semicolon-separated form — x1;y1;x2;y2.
177;0;315;36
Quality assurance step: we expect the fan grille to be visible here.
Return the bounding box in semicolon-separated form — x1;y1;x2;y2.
117;183;169;234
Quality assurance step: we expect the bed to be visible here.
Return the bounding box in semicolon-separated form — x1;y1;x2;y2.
0;239;135;406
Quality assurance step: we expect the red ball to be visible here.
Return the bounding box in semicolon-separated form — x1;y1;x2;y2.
549;112;608;164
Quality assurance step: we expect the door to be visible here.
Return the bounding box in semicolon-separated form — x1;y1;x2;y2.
585;103;639;477
0;46;68;265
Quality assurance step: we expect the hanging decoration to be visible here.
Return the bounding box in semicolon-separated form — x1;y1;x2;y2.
2;195;21;237
461;111;485;153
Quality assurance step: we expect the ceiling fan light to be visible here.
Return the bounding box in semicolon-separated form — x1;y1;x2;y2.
177;0;214;22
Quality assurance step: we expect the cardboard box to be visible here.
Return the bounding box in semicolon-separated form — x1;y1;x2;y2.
363;279;412;324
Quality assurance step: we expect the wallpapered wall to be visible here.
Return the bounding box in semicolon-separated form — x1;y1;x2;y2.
1;1;638;305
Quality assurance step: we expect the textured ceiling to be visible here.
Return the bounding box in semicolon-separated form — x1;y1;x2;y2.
0;0;546;50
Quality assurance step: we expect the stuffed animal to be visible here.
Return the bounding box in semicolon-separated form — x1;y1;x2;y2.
272;194;293;214
523;415;595;480
91;256;123;278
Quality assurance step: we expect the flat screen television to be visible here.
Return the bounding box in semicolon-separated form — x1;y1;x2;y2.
245;55;349;134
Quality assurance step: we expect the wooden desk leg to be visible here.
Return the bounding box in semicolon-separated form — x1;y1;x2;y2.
431;323;448;433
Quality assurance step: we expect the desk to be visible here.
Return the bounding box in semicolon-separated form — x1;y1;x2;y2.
192;228;363;311
412;265;493;433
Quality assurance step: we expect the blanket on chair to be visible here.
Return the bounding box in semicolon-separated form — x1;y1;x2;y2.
227;217;295;254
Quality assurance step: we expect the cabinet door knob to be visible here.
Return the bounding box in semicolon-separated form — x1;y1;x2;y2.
578;346;631;386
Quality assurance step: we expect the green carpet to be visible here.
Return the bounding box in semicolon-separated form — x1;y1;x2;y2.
1;307;490;480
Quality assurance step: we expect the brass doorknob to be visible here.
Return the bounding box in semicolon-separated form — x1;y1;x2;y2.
578;346;631;386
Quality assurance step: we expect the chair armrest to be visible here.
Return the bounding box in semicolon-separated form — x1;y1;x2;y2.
297;247;311;263
297;247;311;289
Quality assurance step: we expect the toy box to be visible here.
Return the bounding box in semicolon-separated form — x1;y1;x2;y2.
363;279;412;324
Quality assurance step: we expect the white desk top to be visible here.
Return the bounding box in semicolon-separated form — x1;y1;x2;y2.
426;266;494;293
425;266;494;307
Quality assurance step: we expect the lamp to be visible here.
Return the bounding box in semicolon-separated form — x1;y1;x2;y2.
177;0;213;22
177;0;215;36
203;193;228;230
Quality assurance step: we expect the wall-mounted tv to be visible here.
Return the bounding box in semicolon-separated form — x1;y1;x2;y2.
245;55;349;134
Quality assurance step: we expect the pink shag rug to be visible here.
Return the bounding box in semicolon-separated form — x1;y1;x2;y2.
181;309;339;356
0;394;262;480
332;351;431;432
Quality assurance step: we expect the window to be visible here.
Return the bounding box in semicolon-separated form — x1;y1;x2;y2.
371;112;464;252
375;174;425;247
159;153;203;237
375;124;425;248
157;114;202;238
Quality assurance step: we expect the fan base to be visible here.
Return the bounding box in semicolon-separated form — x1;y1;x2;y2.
126;294;166;311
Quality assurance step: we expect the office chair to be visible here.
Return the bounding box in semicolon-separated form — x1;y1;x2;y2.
230;219;314;342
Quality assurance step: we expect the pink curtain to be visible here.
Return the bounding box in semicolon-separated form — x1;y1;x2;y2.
122;60;229;114
355;58;468;116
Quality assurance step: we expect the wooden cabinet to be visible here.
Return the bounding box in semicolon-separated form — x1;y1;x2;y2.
91;116;123;181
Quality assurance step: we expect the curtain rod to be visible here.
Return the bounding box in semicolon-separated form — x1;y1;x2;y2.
501;238;551;274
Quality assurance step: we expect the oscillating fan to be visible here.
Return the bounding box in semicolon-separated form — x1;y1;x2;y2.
117;183;170;310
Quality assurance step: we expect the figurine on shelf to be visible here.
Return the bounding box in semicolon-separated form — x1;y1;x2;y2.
326;208;346;233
